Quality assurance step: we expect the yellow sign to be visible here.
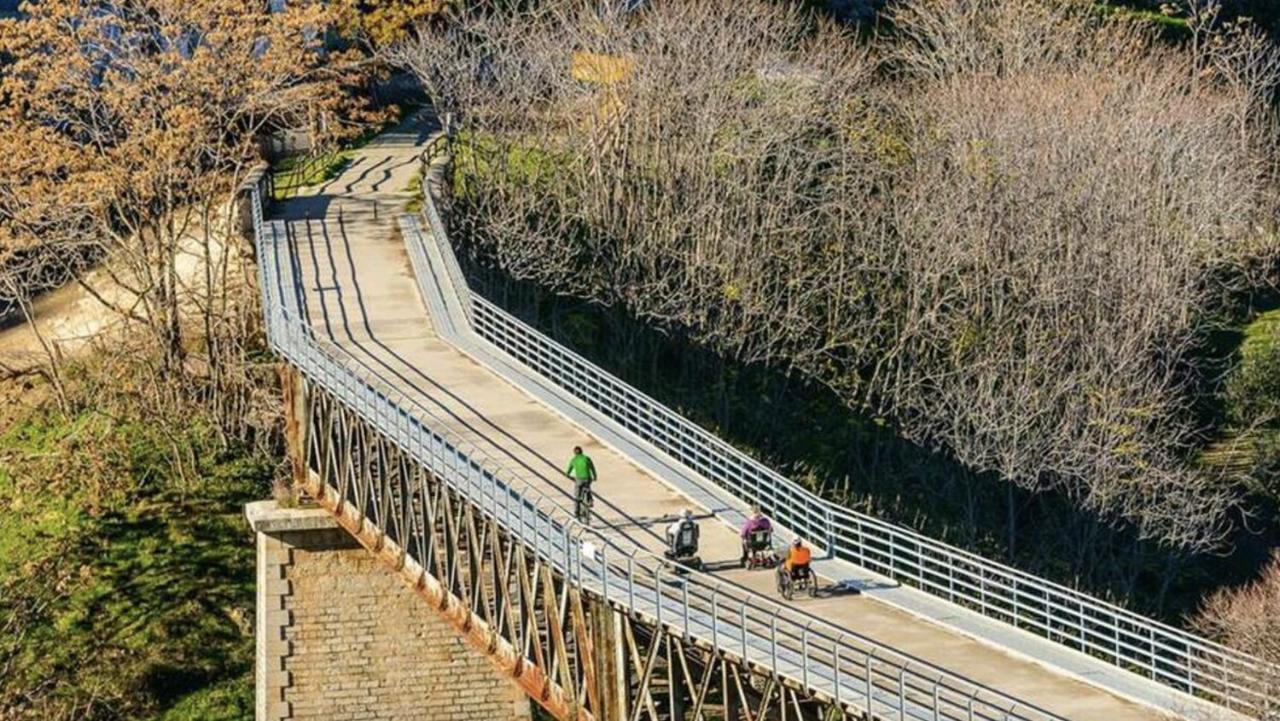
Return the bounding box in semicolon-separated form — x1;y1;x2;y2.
570;51;635;85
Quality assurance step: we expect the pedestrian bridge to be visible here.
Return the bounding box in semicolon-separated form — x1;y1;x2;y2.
247;115;1269;721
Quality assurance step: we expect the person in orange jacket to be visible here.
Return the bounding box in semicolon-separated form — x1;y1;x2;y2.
784;538;812;575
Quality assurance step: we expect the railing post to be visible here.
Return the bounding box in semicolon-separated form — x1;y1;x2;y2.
1149;626;1157;680
770;615;779;674
574;526;584;585
655;565;663;628
802;624;811;690
889;531;897;578
627;553;636;610
600;547;608;604
865;650;874;717
710;587;720;655
832;637;842;709
824;506;835;558
1013;576;1020;627
681;578;690;637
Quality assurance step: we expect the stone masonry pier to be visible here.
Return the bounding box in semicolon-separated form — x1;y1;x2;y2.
247;500;532;721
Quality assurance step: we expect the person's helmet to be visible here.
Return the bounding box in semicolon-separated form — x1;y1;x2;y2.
792;538;803;547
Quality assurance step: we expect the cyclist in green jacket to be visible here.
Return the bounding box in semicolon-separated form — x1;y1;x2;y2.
566;446;597;522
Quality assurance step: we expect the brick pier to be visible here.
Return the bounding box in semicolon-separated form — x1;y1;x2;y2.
247;501;533;721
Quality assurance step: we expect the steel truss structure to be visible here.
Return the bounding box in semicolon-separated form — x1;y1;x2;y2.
291;371;861;721
282;362;1064;721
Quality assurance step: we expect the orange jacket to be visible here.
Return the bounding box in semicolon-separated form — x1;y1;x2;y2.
785;545;812;571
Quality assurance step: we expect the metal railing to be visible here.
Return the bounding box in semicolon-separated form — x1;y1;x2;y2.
250;172;1069;721
467;295;1271;717
408;141;1270;718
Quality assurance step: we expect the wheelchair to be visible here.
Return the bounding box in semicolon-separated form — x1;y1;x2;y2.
743;528;776;570
776;561;817;600
663;520;703;573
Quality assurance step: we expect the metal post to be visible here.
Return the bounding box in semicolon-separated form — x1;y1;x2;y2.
802;625;810;690
600;547;609;604
655;566;663;627
770;616;779;677
681;580;690;637
711;588;719;655
628;554;636;610
833;643;842;709
865;651;874;717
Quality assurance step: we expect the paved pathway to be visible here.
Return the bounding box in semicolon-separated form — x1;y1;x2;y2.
265;115;1214;721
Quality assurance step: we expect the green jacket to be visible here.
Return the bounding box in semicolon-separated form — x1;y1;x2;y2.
566;453;597;482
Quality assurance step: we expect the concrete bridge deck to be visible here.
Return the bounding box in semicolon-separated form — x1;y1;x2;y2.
263;115;1216;721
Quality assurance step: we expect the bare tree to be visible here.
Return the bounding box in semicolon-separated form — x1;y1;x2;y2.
1193;552;1280;719
394;0;1280;552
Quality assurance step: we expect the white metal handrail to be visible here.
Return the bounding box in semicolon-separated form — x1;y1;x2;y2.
249;179;1067;721
408;143;1270;717
467;296;1271;716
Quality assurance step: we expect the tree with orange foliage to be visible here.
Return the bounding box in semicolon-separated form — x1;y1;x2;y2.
338;0;453;50
0;0;366;418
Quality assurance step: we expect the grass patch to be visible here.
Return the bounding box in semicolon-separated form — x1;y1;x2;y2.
1092;3;1190;36
451;130;571;201
404;163;426;214
270;149;354;200
154;676;253;721
1199;307;1280;493
0;388;268;720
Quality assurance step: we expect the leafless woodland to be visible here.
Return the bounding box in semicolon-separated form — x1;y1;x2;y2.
395;0;1280;556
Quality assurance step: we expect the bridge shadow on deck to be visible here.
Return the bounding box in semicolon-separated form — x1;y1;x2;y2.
273;204;675;553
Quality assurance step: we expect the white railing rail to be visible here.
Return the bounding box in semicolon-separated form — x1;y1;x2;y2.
411;140;1271;718
249;171;1067;721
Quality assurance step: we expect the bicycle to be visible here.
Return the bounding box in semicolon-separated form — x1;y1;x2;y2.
575;481;594;524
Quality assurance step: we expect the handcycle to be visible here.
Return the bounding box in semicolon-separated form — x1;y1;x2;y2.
776;560;818;600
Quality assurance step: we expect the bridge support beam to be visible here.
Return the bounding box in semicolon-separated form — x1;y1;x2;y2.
590;600;628;721
280;365;309;491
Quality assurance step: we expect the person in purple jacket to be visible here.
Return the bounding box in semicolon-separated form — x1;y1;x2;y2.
739;507;772;564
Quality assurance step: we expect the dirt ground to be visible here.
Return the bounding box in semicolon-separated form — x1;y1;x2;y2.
0;218;236;377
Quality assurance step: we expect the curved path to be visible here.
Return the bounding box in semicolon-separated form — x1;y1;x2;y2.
265;115;1223;721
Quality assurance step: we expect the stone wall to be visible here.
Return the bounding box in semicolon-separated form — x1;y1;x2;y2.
248;501;532;721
